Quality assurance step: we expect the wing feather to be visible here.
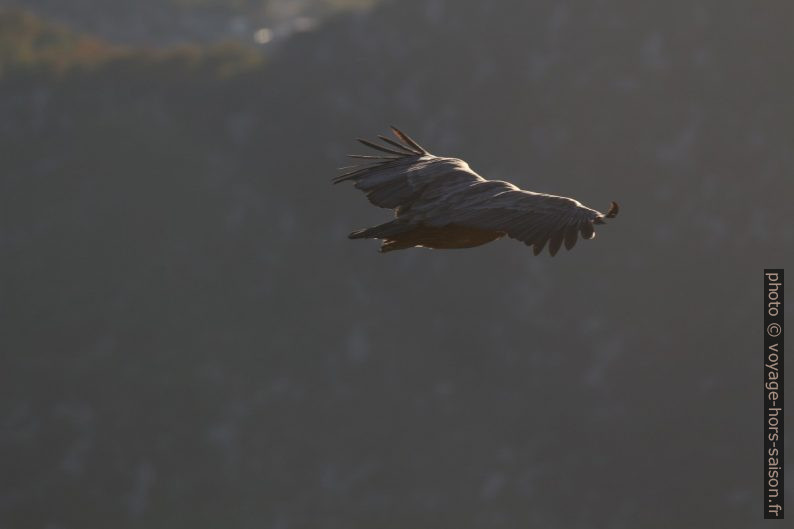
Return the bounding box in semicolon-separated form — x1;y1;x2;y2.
390;126;428;155
564;224;579;250
548;230;565;257
356;138;409;156
378;135;422;155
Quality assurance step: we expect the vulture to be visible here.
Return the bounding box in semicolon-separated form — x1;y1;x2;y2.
334;127;618;255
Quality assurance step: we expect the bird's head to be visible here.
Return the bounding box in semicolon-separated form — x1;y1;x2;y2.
593;201;619;224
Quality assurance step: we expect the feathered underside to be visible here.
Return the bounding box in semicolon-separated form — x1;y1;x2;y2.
334;127;618;255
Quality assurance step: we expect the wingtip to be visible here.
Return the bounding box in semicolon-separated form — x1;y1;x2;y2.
606;201;619;218
389;126;429;155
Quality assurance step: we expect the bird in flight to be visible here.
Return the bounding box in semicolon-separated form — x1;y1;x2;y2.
334;127;618;255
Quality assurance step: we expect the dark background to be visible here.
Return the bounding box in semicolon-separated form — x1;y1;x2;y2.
1;0;792;527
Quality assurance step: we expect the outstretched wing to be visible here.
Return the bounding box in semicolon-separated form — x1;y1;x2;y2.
418;181;613;256
333;127;484;213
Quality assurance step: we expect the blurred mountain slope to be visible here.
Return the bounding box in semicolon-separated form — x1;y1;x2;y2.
0;9;266;76
0;0;378;44
0;1;792;528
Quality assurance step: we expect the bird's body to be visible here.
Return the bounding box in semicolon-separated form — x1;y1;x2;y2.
334;127;618;255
